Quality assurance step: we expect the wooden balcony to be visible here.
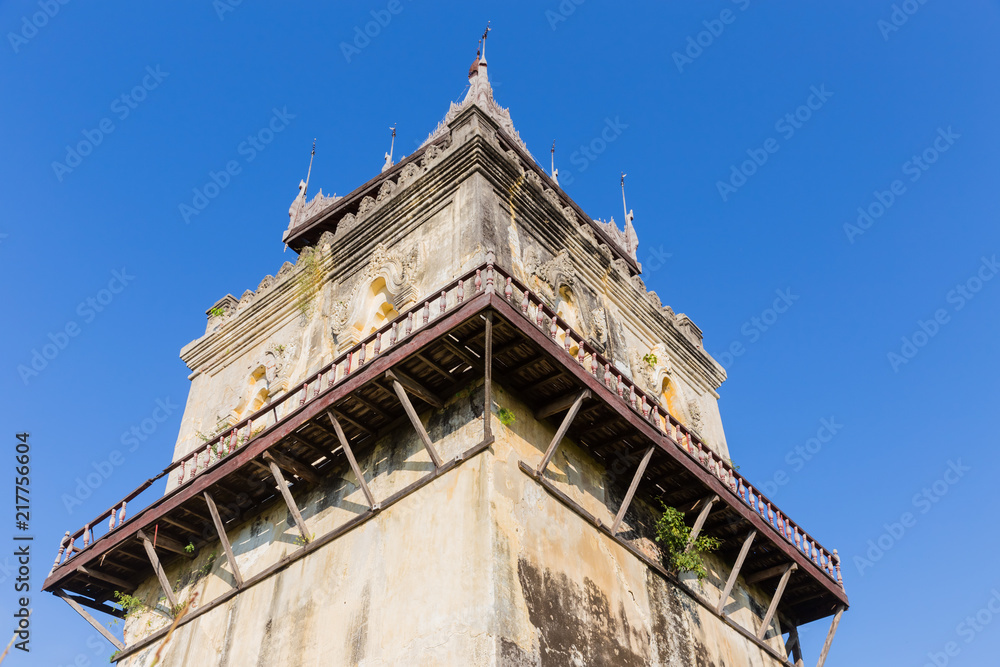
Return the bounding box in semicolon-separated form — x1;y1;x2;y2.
44;257;847;665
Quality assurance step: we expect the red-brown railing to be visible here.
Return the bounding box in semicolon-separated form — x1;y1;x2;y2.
51;253;843;592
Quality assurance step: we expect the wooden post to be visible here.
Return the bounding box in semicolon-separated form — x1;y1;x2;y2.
388;372;443;468
786;623;805;667
816;605;846;667
685;495;719;550
137;529;178;609
267;460;311;544
536;390;590;475
757;563;797;640
56;590;125;651
610;446;654;534
76;566;134;593
484;311;493;440
326;410;378;510
203;491;243;588
716;530;756;614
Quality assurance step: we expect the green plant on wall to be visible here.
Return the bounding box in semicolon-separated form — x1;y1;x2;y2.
113;591;145;618
654;502;721;581
208;306;225;318
642;352;657;366
497;407;516;427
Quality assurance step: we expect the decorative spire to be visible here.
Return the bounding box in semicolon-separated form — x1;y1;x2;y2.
304;138;316;197
382;124;396;173
480;21;491;64
621;172;638;258
551;141;559;185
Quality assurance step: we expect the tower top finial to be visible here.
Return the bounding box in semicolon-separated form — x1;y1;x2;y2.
481;21;491;62
382;124;397;173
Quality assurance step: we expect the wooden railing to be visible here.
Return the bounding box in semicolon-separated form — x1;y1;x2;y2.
51;253;843;592
50;261;491;574
489;264;845;590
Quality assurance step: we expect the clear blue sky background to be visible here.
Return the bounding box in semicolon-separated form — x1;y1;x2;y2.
1;2;998;665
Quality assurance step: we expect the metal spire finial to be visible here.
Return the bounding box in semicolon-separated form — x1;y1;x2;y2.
382;125;397;173
304;139;316;197
481;21;491;61
551;141;559;185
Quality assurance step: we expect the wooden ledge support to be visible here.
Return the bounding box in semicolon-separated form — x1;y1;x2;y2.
484;311;493;441
747;562;797;585
266;460;311;544
685;494;719;551
385;369;443;409
328;408;376;438
535;389;593;420
326;410;378;510
757;563;797;640
387;373;444;468
816;605;846;667
136;529;178;609
716;530;757;615
56;590;125;651
536;389;590;476
263;449;321;485
76;565;134;593
441;338;480;369
610;446;655;534
203;491;243;589
786;624;805;667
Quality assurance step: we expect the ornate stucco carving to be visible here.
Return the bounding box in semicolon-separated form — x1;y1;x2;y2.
357;195;376;218
534;249;575;291
591;308;608;348
330;241;422;346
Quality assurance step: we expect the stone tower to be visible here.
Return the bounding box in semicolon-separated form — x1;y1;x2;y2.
45;41;849;666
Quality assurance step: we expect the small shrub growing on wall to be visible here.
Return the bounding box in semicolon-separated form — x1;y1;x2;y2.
654;502;721;581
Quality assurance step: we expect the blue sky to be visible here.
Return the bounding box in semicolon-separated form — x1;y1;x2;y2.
1;1;998;665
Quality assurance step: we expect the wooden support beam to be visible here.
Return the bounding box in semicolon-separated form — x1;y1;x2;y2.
536;390;590;475
351;393;391;422
685;495;719;550
57;590;125;651
536;389;594;420
716;530;757;614
610;446;654;534
328;408;376;437
286;432;331;462
534;369;567;393
816;605;846;667
266;460;311;544
388;375;444;468
385;369;443;409
136;530;178;609
757;563;797;639
415;352;454;380
484;311;494;440
441;338;481;368
76;565;134;593
326;411;378;510
143;530;195;559
263;450;321;485
786;624;805;667
747;562;797;585
203;492;243;589
159;515;201;537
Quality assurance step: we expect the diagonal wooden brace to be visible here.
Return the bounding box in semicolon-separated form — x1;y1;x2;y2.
76;565;134;593
387;372;443;468
263;449;321;485
536;389;590;475
816;605;846;667
757;563;797;639
203;491;243;588
716;530;757;614
266;460;311;544
610;446;655;534
57;590;125;651
137;529;178;609
786;623;805;667
327;410;378;510
685;494;719;551
385;369;443;408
